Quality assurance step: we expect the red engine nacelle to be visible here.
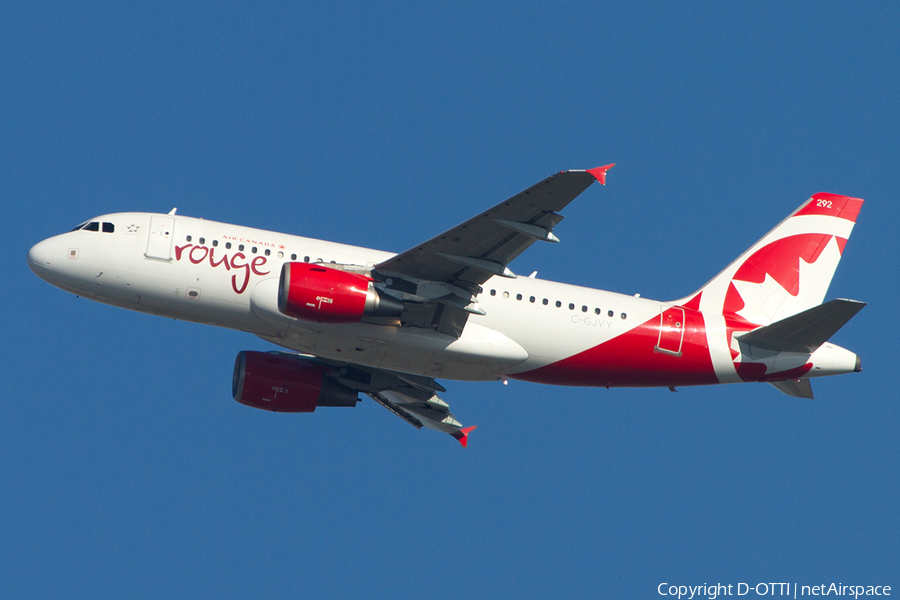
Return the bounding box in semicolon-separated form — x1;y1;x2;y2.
232;351;359;413
277;262;404;323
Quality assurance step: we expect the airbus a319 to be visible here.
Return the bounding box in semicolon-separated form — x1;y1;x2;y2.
27;166;865;445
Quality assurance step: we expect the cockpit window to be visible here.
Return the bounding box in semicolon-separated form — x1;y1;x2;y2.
70;221;89;232
70;221;114;233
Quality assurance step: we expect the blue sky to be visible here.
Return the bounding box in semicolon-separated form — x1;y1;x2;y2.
3;2;898;598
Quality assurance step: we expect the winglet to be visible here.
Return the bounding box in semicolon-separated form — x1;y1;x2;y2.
452;426;478;448
587;164;615;185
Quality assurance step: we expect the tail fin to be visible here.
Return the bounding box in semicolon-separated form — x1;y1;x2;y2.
688;192;863;326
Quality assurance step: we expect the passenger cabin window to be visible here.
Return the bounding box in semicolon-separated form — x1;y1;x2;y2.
290;254;297;260
199;237;205;244
226;242;232;249
212;240;218;247
186;235;192;242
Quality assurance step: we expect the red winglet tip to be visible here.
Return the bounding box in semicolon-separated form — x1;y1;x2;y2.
454;426;477;448
587;164;616;185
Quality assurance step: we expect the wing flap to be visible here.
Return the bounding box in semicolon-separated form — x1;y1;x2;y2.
370;389;462;431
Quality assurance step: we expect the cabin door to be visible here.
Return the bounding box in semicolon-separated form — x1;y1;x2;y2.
145;216;175;260
656;306;685;356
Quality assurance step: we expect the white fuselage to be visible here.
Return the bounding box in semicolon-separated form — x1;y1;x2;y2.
28;212;673;380
28;211;860;387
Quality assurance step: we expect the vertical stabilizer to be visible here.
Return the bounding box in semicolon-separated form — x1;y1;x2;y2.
680;192;864;385
690;193;863;326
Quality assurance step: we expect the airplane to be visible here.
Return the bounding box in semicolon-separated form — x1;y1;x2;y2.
27;166;865;446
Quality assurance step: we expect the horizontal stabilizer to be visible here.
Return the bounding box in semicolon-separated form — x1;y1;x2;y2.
737;299;866;354
769;379;815;399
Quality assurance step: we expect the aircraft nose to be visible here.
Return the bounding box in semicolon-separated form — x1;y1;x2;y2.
27;238;56;276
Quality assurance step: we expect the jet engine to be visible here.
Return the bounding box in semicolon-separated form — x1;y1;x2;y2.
232;350;359;412
277;263;403;323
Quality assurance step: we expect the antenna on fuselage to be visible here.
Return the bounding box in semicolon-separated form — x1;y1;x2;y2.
168;208;177;215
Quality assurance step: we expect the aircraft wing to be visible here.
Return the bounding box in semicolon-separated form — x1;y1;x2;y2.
319;359;476;446
373;166;613;336
368;390;476;447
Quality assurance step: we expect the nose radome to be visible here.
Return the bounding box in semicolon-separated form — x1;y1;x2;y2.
27;239;55;274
